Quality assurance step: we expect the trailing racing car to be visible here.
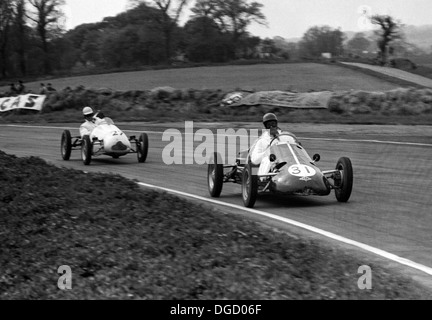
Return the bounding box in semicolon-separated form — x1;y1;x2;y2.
207;133;353;208
60;117;149;165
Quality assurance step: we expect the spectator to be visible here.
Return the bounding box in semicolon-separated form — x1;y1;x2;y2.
7;83;18;96
16;80;25;94
39;83;47;94
46;83;57;92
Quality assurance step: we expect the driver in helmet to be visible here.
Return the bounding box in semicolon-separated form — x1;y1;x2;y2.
250;113;299;178
79;106;98;138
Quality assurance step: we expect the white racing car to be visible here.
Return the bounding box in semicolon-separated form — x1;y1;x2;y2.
60;117;149;165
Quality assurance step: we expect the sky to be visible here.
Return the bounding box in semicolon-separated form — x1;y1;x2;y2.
64;0;432;39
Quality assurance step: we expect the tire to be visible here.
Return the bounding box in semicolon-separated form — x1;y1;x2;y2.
137;133;148;163
242;163;258;208
81;135;92;165
334;157;353;202
208;152;224;197
61;130;72;160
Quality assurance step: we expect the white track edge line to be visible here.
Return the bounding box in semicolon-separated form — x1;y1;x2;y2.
1;124;431;147
137;181;432;277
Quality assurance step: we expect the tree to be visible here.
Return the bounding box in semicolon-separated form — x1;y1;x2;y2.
80;28;104;67
183;16;234;62
0;0;14;78
129;0;190;63
272;36;296;60
371;14;403;65
27;0;65;74
261;38;278;56
64;4;168;68
11;0;28;76
299;26;345;58
191;0;266;57
346;32;371;55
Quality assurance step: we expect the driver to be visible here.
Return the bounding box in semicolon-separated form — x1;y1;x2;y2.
79;106;97;138
79;106;113;138
250;113;299;178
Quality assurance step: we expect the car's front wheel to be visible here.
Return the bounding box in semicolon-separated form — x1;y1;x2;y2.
208;152;223;197
61;130;72;160
334;157;353;202
137;133;148;163
81;135;92;165
242;163;258;208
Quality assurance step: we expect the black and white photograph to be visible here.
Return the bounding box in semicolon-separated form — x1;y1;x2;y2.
1;0;432;305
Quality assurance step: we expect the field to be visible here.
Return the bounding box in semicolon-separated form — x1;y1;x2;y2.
4;62;432;125
1;62;403;94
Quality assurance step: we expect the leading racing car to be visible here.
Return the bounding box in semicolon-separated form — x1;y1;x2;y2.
207;133;353;208
60;117;149;165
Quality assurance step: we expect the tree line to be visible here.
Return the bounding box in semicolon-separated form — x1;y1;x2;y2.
0;0;405;80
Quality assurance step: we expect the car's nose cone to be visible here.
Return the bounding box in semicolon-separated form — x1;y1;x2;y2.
112;141;128;151
272;168;330;195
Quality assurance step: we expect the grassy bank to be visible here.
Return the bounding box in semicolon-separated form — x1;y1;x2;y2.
1;86;432;126
1;62;432;125
0;150;430;299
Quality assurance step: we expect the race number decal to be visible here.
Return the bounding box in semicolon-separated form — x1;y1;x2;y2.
288;164;316;177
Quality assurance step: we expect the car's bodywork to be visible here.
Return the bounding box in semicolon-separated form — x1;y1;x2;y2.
60;118;148;165
208;133;353;208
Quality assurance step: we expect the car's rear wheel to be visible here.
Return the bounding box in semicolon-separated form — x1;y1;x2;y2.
208;152;223;197
81;135;92;165
137;133;148;163
334;157;353;202
242;163;258;208
61;130;72;160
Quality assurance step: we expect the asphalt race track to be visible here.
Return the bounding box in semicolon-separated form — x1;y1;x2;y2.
1;122;432;288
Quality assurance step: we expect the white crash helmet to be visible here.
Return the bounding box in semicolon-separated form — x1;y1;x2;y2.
82;106;94;116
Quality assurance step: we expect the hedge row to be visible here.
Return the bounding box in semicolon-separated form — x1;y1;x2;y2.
328;87;432;116
41;85;432;114
2;86;432;123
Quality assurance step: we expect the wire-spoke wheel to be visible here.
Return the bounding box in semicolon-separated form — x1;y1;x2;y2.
61;130;72;160
81;135;92;165
242;163;258;208
137;133;148;163
334;157;353;202
208;152;223;197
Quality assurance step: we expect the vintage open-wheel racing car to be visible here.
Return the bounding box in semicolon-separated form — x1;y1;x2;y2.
60;118;148;165
207;133;353;208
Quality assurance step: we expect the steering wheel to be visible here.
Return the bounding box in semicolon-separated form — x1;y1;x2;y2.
269;133;297;146
269;134;280;146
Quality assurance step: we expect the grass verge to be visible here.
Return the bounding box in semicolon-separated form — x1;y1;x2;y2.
1;150;431;299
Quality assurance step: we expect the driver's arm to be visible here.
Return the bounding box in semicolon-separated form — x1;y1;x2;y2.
80;123;91;137
251;138;270;165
